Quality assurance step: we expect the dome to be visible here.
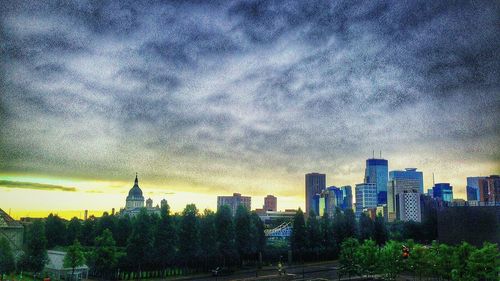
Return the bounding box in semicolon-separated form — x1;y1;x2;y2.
127;175;143;198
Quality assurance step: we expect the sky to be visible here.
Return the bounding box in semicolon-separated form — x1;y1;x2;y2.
1;0;499;219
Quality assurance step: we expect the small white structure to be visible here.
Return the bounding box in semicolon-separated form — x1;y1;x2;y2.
45;250;89;281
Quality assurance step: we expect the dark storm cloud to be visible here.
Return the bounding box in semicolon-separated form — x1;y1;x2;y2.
0;180;77;192
0;0;498;194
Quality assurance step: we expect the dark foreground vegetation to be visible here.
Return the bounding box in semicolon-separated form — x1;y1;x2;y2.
0;204;498;281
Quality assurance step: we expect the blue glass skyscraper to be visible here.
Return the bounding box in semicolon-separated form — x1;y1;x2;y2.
365;158;388;205
466;177;485;201
389;168;424;194
433;183;453;202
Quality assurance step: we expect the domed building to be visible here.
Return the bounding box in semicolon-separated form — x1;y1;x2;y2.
121;174;168;217
126;174;145;209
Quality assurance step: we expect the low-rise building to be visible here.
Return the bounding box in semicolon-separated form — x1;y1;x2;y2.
0;208;24;259
45;250;89;281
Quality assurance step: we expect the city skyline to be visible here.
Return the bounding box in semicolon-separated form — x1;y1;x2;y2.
1;1;499;219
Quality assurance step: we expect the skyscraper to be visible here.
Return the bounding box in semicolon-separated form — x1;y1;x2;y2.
466;176;486;201
305;173;326;215
389;168;424;193
340;185;353;210
388;168;423;222
264;195;277;211
433;183;453;202
355;183;377;219
364;158;388;205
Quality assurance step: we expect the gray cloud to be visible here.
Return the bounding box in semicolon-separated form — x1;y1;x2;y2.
0;0;499;195
0;180;77;192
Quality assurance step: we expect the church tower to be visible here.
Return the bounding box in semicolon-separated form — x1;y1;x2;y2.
126;174;145;209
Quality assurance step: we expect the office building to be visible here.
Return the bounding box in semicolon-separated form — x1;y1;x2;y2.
340;185;353;210
466;177;485;201
395;189;422;222
264;195;277;211
355;183;377;219
482;175;500;204
364;158;389;205
217;193;251;215
433;183;453;202
388;171;422;222
305;173;326;215
319;186;343;217
389;168;424;193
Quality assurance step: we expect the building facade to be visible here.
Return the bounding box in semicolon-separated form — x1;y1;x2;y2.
340;185;353;210
466;176;486;202
433;183;453;203
217;193;251;215
0;208;23;259
364;158;388;205
305;173;326;215
355;183;377;219
389;168;424;193
264;195;277;211
388;172;422;222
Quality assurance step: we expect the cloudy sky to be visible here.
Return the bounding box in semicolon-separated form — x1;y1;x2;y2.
1;0;499;218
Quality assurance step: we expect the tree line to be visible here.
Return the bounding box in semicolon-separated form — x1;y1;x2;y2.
338;238;499;281
0;204;265;279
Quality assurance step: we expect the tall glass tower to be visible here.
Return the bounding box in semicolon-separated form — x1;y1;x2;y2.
364;158;388;205
389;168;424;194
305;173;326;215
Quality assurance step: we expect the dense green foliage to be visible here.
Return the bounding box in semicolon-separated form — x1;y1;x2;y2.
20;220;48;274
0;237;16;275
338;239;499;281
63;240;85;281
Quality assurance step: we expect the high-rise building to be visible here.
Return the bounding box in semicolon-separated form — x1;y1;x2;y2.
217;193;251;215
319;186;343;217
340;185;353;210
305;173;326;215
264;195;277;211
483;175;500;204
388;170;423;222
355;183;377;219
466;177;486;201
389;168;424;193
433;183;453;202
364;158;388;205
388;178;421;222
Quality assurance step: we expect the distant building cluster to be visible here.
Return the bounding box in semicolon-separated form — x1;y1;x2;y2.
306;155;499;224
217;193;251;215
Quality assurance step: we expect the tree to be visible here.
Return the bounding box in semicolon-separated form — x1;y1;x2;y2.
115;215;132;247
320;212;336;259
95;212;116;238
234;205;251;264
45;213;67;248
154;205;176;272
21;220;48;275
290;208;307;262
93;229;118;280
466;242;499;281
66;217;82;246
373;214;388;246
179;204;200;267
433;243;454;280
355;239;378;277
378;240;404;280
407;243;430;280
306;209;321;261
343;209;357;239
339;238;360;278
215;205;235;266
249;212;265;262
0;237;15;277
63;240;85;281
199;209;217;269
80;216;97;246
126;209;154;273
332;208;346;247
358;213;374;241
